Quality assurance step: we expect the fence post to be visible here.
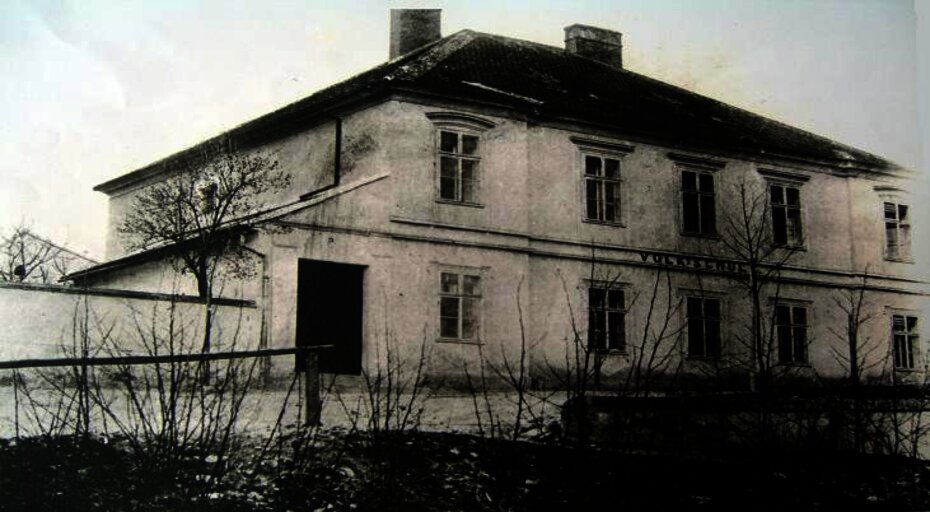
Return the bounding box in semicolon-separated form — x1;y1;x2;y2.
304;351;321;426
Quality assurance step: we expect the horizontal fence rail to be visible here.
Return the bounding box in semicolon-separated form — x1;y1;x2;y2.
0;345;333;370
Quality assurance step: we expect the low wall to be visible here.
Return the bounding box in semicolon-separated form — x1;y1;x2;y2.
0;282;261;361
562;392;930;458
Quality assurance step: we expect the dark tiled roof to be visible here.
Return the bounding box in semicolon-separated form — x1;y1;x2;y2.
96;29;897;193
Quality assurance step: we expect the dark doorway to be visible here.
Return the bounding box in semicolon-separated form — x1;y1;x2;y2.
295;260;364;375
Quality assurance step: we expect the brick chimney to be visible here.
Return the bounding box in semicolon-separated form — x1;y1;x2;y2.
389;9;442;59
564;24;623;68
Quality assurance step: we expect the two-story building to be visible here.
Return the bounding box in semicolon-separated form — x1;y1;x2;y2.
69;10;927;389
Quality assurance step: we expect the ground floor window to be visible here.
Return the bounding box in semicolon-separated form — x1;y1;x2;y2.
892;314;919;370
588;286;625;352
775;304;808;364
439;271;481;341
687;296;721;358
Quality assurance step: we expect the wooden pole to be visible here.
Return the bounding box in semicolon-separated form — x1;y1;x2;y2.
304;351;321;426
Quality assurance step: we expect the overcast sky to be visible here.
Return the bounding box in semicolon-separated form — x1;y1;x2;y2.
0;0;926;259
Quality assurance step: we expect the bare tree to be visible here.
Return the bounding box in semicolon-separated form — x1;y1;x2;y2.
717;175;799;394
118;138;289;357
0;225;93;283
828;270;887;388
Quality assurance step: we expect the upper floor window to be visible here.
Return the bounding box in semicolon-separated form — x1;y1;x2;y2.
571;137;634;226
687;296;721;358
584;154;622;223
770;183;803;247
681;168;716;236
884;202;911;261
588;285;626;352
438;130;480;204
775;303;808;364
439;271;482;342
426;111;496;207
892;314;919;370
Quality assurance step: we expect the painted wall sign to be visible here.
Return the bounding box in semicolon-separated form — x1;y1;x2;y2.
638;251;746;275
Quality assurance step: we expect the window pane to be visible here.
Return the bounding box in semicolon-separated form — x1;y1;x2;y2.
588;311;599;347
907;316;918;332
604;158;620;178
589;288;605;309
894;335;906;367
440;295;460;339
886;223;899;255
901;225;911;258
775;305;790;325
706;320;721;357
440;296;459;317
898;204;908;222
682;193;699;232
463;275;480;296
461;135;478;155
793;327;807;361
772;206;787;245
440;156;458;200
440;178;457;200
441;317;459;338
607;289;624;310
441;273;459;293
777;325;793;362
687;297;703;319
700;195;716;234
704;299;720;319
770;185;784;205
785;187;800;206
608;311;625;350
792;307;807;326
461;179;477;203
590;312;606;350
440;156;458;178
688;317;705;356
682;171;697;191
462;298;478;339
586;179;600;220
604;182;618;222
786;208;802;243
885;202;898;220
440;131;458;153
461;160;477;202
585;156;601;176
699;173;714;193
893;315;906;331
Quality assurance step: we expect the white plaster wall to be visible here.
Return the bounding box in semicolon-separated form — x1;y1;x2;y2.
0;285;261;361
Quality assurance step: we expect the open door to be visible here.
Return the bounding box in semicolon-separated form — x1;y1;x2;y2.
295;259;364;375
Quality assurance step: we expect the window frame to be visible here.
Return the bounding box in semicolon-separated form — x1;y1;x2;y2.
585;280;629;354
685;295;724;360
436;129;482;206
773;301;810;365
581;153;624;225
890;312;919;371
436;268;484;344
883;200;912;262
426;111;495;208
571;136;634;227
767;180;806;249
675;164;722;238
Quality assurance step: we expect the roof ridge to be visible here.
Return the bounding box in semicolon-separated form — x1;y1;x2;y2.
452;31;900;170
384;29;479;82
